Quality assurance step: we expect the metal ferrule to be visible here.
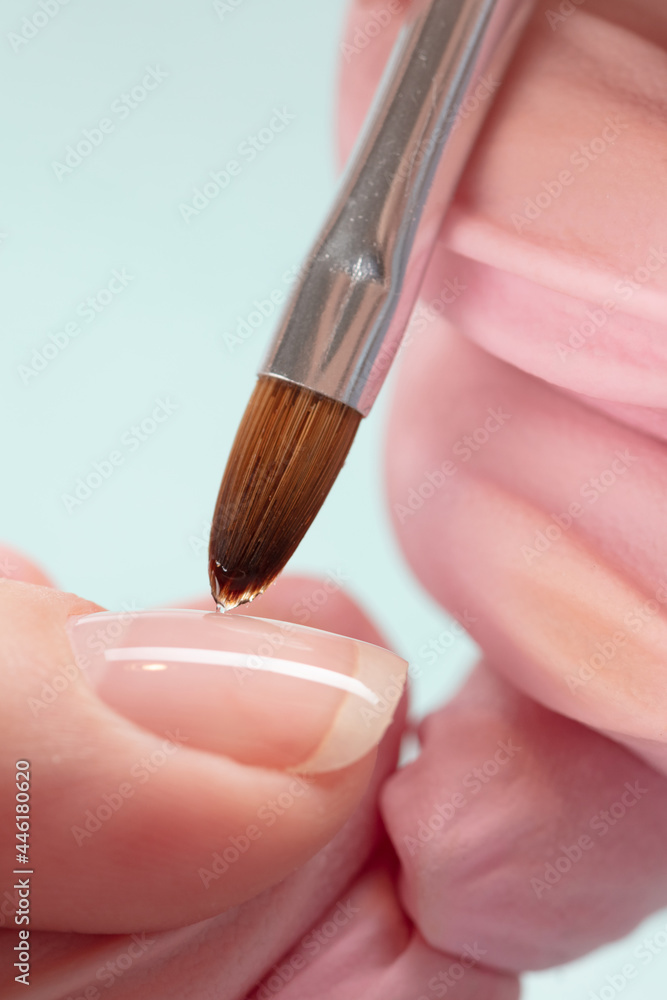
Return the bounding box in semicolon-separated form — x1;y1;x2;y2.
260;0;534;416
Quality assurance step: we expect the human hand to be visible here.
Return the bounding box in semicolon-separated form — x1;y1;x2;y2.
339;0;667;983
4;0;667;997
0;552;410;997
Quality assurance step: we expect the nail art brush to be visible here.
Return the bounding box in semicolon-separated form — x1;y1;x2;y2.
209;0;534;610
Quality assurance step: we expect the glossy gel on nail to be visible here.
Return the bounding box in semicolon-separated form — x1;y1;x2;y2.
66;610;407;773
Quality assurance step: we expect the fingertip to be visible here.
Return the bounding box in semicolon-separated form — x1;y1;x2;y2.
383;663;667;970
1;586;401;933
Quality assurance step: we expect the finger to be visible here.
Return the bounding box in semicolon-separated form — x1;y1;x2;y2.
0;581;406;934
250;853;520;1000
430;0;667;413
382;663;667;972
0;576;407;999
340;0;667;431
0;834;518;1000
0;720;406;1000
387;321;667;773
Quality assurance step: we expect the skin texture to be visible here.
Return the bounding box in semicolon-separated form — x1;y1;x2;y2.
2;0;667;996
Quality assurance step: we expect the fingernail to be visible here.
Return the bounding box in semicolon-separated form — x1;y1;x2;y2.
66;610;407;773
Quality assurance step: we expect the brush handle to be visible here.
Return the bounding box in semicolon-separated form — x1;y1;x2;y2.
260;0;533;415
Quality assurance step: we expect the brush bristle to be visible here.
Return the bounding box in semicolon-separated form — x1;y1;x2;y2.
208;375;361;610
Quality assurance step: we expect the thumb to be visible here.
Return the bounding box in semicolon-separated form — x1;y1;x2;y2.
0;580;406;934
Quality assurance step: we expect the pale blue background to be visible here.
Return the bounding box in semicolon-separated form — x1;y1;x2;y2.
1;0;665;995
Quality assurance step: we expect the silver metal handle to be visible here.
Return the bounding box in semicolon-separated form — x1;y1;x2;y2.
261;0;533;415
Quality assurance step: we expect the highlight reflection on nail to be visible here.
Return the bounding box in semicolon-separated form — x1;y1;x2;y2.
67;610;407;774
104;646;380;704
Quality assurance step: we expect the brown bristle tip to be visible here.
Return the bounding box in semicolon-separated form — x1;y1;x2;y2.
208;375;361;610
